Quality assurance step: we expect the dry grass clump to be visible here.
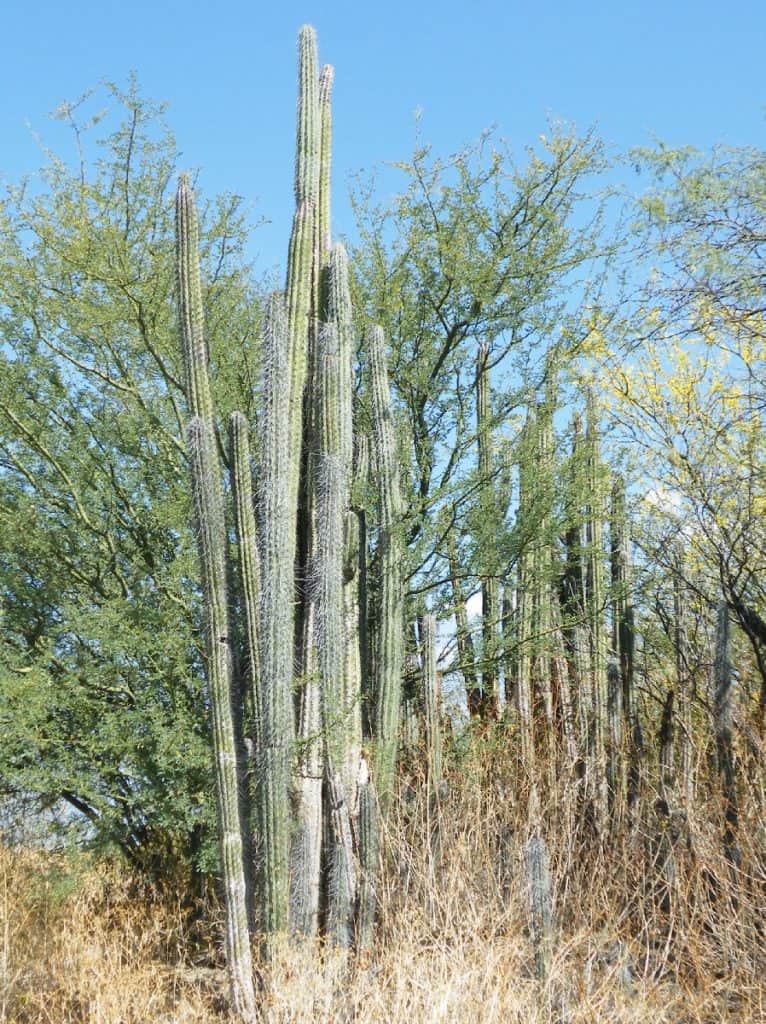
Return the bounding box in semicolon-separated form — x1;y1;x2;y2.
0;847;228;1023
2;735;765;1022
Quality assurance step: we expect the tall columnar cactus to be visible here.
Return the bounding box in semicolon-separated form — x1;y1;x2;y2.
294;243;355;938
532;375;557;785
611;474;642;813
229;413;263;754
446;528;480;713
325;247;359;805
345;433;369;787
550;588;579;772
176;24;400;964
256;293;294;937
476;341;499;717
673;553;693;805
606;660;624;820
524;834;554;986
356;757;379;950
585;392;609;831
368;324;405;808
286;26;321;535
176;179;256;1022
288;32;340;939
561;413;591;769
317;65;334;261
713;601;739;861
421;613;443;794
515;410;537;792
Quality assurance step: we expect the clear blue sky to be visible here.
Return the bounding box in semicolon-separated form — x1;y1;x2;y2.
2;0;764;270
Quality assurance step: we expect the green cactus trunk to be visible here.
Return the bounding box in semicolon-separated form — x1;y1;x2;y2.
610;474;637;818
315;246;356;943
446;530;480;714
524;834;554;986
421;613;443;795
515;412;537;797
713;601;739;862
584;393;608;832
476;342;499;718
229;413;263;756
532;382;556;792
561;414;591;768
673;555;694;806
256;293;294;937
368;325;405;811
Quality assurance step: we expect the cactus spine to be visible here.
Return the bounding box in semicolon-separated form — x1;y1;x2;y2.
176;178;256;1021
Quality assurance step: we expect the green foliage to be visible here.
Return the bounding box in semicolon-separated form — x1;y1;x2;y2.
0;83;259;875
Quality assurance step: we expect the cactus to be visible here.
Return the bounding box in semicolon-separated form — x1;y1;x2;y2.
446;528;480;714
476;341;499;717
561;413;591;763
255;293;294;938
229;413;263;754
368;324;405;809
421;613;443;793
312;247;355;941
317;65;334;260
174;24;406;964
584;392;609;831
673;554;693;805
515;410;537;792
611;474;642;814
524;834;554;985
532;375;557;788
606;660;624;819
176;176;256;1019
285;27;321;537
345;433;369;788
355;757;379;950
713;601;739;862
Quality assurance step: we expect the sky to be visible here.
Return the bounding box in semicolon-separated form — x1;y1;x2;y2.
2;0;765;272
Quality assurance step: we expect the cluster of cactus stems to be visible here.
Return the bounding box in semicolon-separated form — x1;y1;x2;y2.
471;356;745;868
496;375;645;832
176;26;405;1014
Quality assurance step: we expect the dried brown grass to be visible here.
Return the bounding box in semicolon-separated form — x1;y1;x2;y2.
2;736;765;1022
